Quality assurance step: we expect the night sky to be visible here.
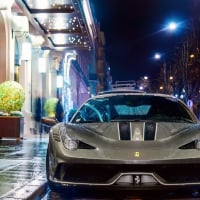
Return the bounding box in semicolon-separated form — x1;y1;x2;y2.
91;0;194;82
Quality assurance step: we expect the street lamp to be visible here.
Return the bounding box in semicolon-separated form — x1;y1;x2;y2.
154;53;161;59
151;21;179;93
154;53;167;92
159;21;179;33
167;22;178;31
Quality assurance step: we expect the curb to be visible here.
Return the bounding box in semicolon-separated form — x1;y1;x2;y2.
27;181;48;200
4;178;48;199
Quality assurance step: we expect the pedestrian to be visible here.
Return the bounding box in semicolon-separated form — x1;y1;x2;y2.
33;95;42;134
55;98;64;122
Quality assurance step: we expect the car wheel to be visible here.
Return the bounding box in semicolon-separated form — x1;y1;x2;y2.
46;147;64;192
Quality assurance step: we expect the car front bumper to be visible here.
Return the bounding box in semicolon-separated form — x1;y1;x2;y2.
48;155;200;189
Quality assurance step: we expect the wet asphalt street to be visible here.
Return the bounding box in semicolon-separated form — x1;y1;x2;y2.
0;135;48;199
1;135;200;200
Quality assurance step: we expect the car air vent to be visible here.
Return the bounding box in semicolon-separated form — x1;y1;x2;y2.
144;121;156;140
179;140;197;149
119;122;131;140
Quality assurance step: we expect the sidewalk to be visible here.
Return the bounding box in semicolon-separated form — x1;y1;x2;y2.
0;131;49;200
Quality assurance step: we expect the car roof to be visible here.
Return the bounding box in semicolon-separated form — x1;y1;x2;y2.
96;90;181;102
98;89;145;95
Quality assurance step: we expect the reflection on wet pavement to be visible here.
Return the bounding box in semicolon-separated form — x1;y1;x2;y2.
0;137;48;199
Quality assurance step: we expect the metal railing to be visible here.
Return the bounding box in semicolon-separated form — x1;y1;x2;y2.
111;80;136;90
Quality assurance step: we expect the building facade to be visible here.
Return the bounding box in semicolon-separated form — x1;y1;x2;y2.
0;0;110;134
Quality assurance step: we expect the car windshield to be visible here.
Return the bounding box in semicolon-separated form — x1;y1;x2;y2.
71;95;193;123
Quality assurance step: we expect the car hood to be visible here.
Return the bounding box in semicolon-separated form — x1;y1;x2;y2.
66;121;199;141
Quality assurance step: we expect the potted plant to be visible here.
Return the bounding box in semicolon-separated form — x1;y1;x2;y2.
41;97;58;131
0;81;25;139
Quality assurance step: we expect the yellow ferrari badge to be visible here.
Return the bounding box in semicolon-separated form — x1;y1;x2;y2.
134;151;140;157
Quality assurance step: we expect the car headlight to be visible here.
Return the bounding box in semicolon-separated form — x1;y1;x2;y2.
63;138;79;150
57;125;79;150
54;124;96;150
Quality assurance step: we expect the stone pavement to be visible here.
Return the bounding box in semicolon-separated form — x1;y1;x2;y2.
0;133;49;200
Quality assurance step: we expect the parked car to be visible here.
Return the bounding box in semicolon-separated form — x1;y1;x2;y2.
46;90;200;193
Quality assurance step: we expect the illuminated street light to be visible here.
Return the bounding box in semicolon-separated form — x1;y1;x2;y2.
154;53;167;85
190;54;195;59
154;53;161;60
167;22;178;31
139;86;143;90
151;20;179;93
160;21;179;33
160;86;164;90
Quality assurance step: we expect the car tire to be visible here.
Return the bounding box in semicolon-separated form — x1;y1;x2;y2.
46;147;64;192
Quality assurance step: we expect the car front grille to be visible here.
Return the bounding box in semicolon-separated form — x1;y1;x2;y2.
54;163;200;186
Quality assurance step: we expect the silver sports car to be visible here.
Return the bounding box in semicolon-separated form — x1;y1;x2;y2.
46;91;200;192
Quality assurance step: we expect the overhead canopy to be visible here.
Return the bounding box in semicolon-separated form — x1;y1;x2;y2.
15;0;96;50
